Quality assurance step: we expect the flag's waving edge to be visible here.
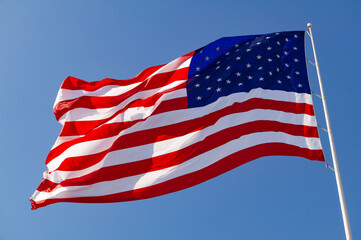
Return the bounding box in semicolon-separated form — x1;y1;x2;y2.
30;31;324;210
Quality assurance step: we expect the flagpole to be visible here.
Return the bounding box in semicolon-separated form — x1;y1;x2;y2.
307;23;352;240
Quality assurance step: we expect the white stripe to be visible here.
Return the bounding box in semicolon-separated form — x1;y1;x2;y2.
151;56;191;75
58;80;187;124
45;108;319;183
47;88;314;171
105;88;314;126
51;135;84;150
54;82;143;107
32;132;322;201
68;88;314;125
54;56;191;109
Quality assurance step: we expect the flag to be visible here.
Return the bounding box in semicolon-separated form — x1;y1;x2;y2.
30;31;324;210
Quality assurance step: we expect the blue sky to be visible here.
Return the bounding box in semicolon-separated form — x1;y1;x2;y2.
1;1;360;239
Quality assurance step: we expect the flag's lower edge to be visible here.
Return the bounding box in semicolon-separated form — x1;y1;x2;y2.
30;143;323;210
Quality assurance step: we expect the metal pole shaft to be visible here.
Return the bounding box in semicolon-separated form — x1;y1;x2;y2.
307;23;352;240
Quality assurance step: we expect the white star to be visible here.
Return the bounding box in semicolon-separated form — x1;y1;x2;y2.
226;79;231;84
216;66;220;69
259;77;264;81
287;75;291;79
246;48;251;52
276;68;280;72
205;75;210;79
217;78;222;82
284;51;288;55
217;61;221;64
246;42;250;45
235;44;239;47
293;47;298;50
226;52;230;55
238;82;243;86
294;34;298;38
205;56;209;61
285;38;289;42
195;84;200;87
267;58;272;62
256;42;261;45
277;80;282;84
236;49;240;52
195;74;200;77
298;83;302;87
226;66;231;70
276;54;280;58
216;88;221;92
269;71;273;76
257;55;262;60
207;87;212;91
294;58;299;62
267;46;272;51
197;96;202;100
277;41;280;45
285;63;289;67
216;47;220;51
196;67;200;71
258;66;263;70
246;63;251;68
248;76;253;80
266;36;271;39
236;56;241;60
236;72;241;76
276;33;280;35
295;71;300;75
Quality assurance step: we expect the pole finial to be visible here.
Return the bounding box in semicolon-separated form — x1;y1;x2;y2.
307;23;312;29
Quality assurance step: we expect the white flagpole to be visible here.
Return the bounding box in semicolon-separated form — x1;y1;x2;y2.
307;23;352;240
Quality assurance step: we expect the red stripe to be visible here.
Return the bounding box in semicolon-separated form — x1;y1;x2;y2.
54;68;189;120
58;51;194;92
31;143;324;210
38;120;320;193
47;98;315;167
60;65;165;91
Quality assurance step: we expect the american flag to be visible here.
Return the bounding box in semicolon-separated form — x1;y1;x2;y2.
30;31;324;210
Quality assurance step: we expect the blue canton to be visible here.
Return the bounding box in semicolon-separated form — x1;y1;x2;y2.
186;31;309;108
